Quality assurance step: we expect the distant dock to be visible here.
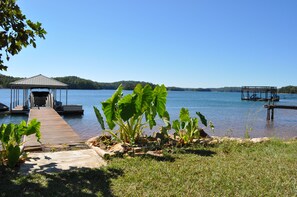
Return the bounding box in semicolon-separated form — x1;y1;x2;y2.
241;86;279;101
265;103;297;120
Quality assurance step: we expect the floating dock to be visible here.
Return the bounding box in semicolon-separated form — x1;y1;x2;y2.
241;86;279;101
24;107;82;149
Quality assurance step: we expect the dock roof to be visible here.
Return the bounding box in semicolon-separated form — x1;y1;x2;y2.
10;74;68;88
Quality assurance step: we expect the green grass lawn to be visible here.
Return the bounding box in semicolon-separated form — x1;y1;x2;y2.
1;139;297;196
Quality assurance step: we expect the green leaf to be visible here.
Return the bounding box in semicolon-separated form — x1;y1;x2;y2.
26;119;40;135
118;94;136;121
93;106;105;130
0;124;7;141
7;145;21;168
0;2;47;71
145;112;156;130
180;108;190;122
3;123;14;144
26;119;41;143
153;85;167;117
196;112;207;127
162;111;171;126
17;120;27;137
172;120;180;132
102;84;123;129
134;84;153;115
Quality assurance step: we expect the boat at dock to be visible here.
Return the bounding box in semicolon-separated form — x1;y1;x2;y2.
0;103;9;112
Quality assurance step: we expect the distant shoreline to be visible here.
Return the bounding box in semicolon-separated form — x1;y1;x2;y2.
0;74;295;93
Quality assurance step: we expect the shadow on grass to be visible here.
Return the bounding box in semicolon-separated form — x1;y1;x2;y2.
167;148;216;157
183;149;216;157
140;154;176;162
0;166;123;197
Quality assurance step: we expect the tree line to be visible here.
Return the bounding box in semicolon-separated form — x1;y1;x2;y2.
278;86;297;94
0;74;156;90
1;74;297;93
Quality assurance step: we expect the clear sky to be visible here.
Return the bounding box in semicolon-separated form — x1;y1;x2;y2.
2;0;297;88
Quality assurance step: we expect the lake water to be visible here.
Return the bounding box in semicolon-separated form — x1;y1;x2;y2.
1;89;297;140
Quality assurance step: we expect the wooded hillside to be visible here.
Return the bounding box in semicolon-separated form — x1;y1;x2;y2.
1;74;295;93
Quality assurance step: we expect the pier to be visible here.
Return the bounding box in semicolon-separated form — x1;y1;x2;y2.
241;86;279;101
7;75;84;150
264;103;297;120
25;107;82;149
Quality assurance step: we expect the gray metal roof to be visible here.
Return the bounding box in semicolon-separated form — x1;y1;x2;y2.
10;74;68;88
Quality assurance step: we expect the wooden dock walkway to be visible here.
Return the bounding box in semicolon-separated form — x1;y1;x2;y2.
264;104;297;120
25;107;82;149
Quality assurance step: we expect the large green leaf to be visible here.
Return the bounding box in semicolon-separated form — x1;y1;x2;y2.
118;94;136;121
134;84;143;114
144;110;156;130
0;123;7;141
172;120;180;132
134;84;153;115
15;121;27;138
7;145;21;168
196;112;207;127
180;108;190;122
162;111;171;124
26;119;41;142
141;85;153;111
153;85;167;117
102;85;123;129
2;123;14;145
93;106;105;130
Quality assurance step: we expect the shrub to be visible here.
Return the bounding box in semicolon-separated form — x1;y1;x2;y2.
0;119;41;168
94;84;168;145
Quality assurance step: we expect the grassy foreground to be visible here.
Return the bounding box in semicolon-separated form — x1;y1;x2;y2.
0;139;297;196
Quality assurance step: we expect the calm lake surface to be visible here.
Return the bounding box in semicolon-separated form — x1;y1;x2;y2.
1;89;297;140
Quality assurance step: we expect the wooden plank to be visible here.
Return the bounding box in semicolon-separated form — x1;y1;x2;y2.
264;105;297;110
25;107;82;148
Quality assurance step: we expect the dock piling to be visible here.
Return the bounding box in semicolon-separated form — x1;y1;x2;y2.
264;103;297;121
267;107;271;120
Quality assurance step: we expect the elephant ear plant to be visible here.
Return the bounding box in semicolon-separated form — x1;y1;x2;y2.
172;108;214;145
94;84;168;145
0;119;41;168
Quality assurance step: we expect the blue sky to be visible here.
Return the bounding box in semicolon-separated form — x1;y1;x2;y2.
2;0;297;88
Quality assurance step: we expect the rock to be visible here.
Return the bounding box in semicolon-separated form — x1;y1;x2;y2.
208;139;220;145
250;137;269;143
132;147;142;153
86;136;99;146
109;143;125;153
91;146;115;160
146;150;163;157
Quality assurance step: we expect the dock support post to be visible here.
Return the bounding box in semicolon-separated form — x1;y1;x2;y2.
10;87;12;111
267;108;270;120
66;88;68;105
271;108;274;120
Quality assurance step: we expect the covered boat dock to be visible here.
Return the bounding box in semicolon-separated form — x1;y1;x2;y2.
10;74;69;113
241;86;280;101
9;74;83;114
8;74;84;149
